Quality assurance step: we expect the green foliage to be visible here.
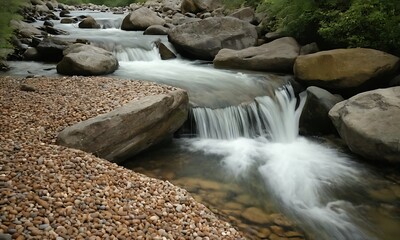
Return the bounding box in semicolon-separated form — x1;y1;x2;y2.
318;0;400;54
0;0;24;59
259;0;400;55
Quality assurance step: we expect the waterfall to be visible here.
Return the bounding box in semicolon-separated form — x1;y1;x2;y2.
187;84;375;240
192;85;306;142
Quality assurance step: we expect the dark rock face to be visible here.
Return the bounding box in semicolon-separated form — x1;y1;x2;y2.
168;17;257;60
57;44;118;76
213;37;300;73
143;25;169;35
299;86;343;135
36;37;71;62
121;7;166;31
329;87;400;163
57;90;189;163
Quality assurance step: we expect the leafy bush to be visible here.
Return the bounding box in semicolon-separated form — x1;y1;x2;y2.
318;0;400;54
259;0;400;55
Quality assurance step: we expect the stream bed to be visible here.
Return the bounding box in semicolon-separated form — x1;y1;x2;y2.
3;10;400;240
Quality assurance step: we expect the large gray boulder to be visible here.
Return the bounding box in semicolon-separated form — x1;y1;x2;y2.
181;0;222;14
294;48;400;89
213;37;300;73
57;90;189;163
57;44;118;76
168;17;257;60
329;87;400;163
300;86;343;135
121;7;166;31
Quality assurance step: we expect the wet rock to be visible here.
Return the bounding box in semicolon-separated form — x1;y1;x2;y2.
57;43;118;76
241;207;271;224
294;48;400;89
299;86;343;135
78;16;100;29
57;89;189;163
23;47;40;61
329;87;400;162
214;37;300;73
168;17;257;60
60;18;77;24
36;37;71;62
157;42;176;60
60;10;71;17
143;25;169;35
121;7;166;31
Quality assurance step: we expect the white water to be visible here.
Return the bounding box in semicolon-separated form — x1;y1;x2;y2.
188;86;375;239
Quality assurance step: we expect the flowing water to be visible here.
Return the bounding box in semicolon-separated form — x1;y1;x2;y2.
4;10;400;240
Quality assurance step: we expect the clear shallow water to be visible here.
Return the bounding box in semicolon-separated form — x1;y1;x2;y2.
3;10;400;240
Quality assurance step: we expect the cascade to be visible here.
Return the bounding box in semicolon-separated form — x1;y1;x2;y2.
188;85;375;240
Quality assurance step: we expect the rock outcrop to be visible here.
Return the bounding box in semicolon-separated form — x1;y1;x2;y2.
168;17;257;60
121;7;166;31
229;7;255;23
181;0;222;14
213;37;300;73
57;90;189;163
294;48;400;89
57;44;118;76
300;86;343;135
329;87;400;163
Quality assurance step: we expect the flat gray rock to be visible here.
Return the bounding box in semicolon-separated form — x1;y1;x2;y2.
57;90;189;163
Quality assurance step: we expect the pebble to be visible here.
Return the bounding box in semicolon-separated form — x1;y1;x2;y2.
0;76;244;239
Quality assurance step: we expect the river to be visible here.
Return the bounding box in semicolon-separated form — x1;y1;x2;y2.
3;10;400;240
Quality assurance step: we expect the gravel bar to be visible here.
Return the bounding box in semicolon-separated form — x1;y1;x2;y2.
0;76;244;240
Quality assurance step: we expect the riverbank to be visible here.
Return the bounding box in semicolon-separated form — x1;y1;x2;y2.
0;76;244;239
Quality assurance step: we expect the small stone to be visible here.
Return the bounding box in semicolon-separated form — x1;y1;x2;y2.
0;234;12;240
175;204;183;212
20;84;36;92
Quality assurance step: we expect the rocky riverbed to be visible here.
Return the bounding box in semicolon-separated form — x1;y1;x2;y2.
0;76;244;239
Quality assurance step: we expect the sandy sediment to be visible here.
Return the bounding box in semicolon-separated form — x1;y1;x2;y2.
0;76;244;239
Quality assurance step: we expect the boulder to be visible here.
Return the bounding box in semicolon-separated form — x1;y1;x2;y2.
78;16;100;29
156;42;176;60
299;86;343;135
294;48;400;89
213;37;300;73
23;47;40;60
181;0;222;14
143;25;169;35
329;87;400;163
10;20;42;38
121;7;166;31
57;90;189;163
57;44;118;76
229;7;255;23
36;37;71;62
60;18;77;24
168;17;257;60
300;42;319;55
60;10;71;17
